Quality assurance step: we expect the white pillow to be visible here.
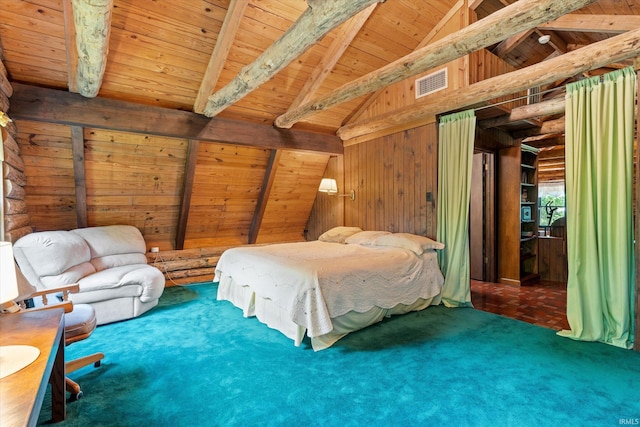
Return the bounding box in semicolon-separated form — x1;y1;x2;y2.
372;233;445;255
318;226;363;244
345;230;391;245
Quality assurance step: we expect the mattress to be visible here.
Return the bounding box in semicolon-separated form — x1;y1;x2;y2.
214;239;444;350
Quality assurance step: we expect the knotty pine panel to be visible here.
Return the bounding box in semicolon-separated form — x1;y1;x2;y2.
0;0;68;90
468;49;527;111
306;155;344;241
183;142;271;248
83;128;188;246
344;123;437;238
256;150;330;244
355;11;466;122
15;120;77;231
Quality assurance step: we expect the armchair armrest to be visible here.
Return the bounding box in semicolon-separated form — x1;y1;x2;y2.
22;283;80;314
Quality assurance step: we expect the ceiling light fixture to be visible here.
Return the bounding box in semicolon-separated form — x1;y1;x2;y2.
538;34;551;45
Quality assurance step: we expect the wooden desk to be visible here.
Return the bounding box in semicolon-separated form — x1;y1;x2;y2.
0;308;66;426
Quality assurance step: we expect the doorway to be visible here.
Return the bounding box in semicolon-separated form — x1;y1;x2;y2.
469;151;496;282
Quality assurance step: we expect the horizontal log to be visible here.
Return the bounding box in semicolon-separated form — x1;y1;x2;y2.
3;178;26;199
3;163;27;186
338;27;640;141
1;131;19;154
164;274;213;287
0;93;8;113
4;198;28;215
5;213;31;231
154;257;221;272
162;267;215;281
0;60;12;99
1;121;18;140
2;147;25;172
275;0;597;128
72;0;113;97
203;0;383;117
478;98;566;129
5;226;32;243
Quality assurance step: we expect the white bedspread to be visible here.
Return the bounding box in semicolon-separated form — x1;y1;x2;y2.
214;241;444;337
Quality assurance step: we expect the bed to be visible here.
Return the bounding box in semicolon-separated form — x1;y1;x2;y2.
213;227;445;351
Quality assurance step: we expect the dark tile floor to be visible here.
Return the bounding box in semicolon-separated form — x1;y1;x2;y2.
470;279;569;330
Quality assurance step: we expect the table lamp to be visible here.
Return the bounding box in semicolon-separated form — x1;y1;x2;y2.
0;241;40;379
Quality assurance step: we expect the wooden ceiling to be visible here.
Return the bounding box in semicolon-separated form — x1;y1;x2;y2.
2;0;638;143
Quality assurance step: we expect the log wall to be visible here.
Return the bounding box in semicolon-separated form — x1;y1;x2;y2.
1;50;33;242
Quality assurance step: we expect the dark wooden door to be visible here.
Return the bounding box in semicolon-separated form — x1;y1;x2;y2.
470;152;496;281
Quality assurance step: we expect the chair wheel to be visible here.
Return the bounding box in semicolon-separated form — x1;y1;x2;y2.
94;361;101;368
70;391;84;401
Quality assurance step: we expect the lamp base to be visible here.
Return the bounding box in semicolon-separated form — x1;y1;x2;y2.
0;345;40;379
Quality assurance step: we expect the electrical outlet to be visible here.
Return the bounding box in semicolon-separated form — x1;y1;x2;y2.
150;247;160;253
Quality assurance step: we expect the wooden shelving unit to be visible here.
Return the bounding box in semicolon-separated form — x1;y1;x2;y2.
497;144;540;285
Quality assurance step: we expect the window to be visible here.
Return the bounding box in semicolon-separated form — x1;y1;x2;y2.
538;182;565;228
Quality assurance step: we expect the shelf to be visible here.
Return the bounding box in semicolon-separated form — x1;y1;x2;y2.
520;201;536;205
521;182;535;187
521;164;536;170
520;236;537;243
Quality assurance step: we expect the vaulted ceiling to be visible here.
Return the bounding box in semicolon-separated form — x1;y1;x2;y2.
2;0;638;146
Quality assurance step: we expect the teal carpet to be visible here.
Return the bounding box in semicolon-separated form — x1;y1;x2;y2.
39;283;640;427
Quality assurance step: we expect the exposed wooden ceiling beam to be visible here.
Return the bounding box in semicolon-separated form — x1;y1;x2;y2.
512;117;566;139
540;14;640;33
193;0;249;114
175;139;200;251
62;0;78;93
337;27;640;141
202;0;384;117
249;150;281;244
274;0;598;129
478;98;565;129
285;3;377;113
9;83;343;155
72;0;113;97
492;29;534;58
520;133;565;148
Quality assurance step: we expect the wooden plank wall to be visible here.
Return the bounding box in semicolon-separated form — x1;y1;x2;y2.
84;128;188;246
185;143;270;248
343;123;438;238
468;49;528;111
305;155;344;241
356;11;466;122
16;121;77;231
9;115;330;284
256;150;331;243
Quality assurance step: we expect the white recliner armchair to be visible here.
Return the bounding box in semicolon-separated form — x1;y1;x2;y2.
13;225;165;325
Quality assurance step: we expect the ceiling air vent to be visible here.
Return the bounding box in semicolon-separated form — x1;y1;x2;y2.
415;68;448;99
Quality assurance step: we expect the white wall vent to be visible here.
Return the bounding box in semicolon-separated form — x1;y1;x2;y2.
415;68;448;99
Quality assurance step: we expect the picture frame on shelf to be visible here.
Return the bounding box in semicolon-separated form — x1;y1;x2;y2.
521;205;532;221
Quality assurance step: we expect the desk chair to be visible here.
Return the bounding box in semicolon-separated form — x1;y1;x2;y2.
5;268;104;400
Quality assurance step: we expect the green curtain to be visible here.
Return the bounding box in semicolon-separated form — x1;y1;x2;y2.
436;110;475;308
559;67;636;349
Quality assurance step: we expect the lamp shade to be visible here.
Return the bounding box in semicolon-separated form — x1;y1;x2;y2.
0;242;19;305
318;178;338;194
